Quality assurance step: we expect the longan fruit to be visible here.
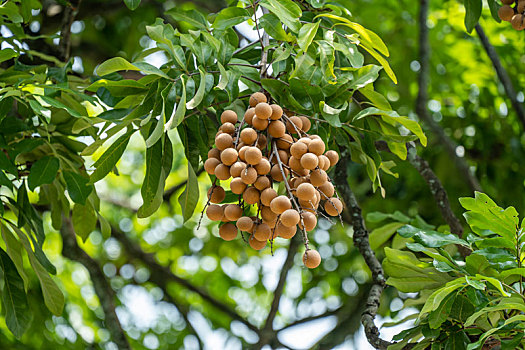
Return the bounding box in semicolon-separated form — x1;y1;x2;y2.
296;183;316;201
290;142;308;158
499;5;515;22
325;197;343;216
255;158;271;175
278;150;289;165
208;148;220;160
243;186;260;204
289;156;303;173
249;92;267;107
220;148;238;166
254;176;271;191
230;177;247;194
257;134;268;149
221;110;238;124
252;116;269;130
240;128;257;144
270;164;288;182
206;204;224;221
318;181;335;198
499;5;515;21
298;137;311;146
261;188;277;206
270;195;292;214
261;206;277;222
243;147;261;165
249;234;267;250
220;122;235;134
310;169;328;187
236;216;254;232
318;155;330;171
299;211;317;231
255;102;272;120
303;249;321;268
308;139;325;156
276;222;297;239
268;121;286;138
325;150;339;167
270;104;283;120
300;153;319;170
512;14;525;29
309;135;321;140
224;204;243;221
254;223;271;241
238;146;248;161
241;167;258;184
215;164;231;180
244;108;255;125
286;116;303;133
208;186;225;203
220;205;230;222
219;223;238;241
215;133;233;151
519;1;525;13
204;158;221;175
299;116;311;132
299;199;317;212
502;0;514;4
280;209;300;227
276;134;293;149
230;161;247;178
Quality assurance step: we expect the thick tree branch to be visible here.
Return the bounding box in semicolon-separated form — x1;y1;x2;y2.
110;227;259;333
60;217;130;350
334;158;392;350
475;24;525;129
415;0;482;193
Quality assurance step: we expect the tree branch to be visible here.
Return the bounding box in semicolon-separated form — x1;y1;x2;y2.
58;0;82;61
60;217;130;350
334;158;392;350
476;24;525;127
415;0;482;193
110;226;259;333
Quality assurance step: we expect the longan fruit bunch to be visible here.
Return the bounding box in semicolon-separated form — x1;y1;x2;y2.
203;92;343;269
498;0;525;30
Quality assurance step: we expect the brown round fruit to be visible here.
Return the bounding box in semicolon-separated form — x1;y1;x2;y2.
230;161;247;177
255;158;271;175
240;128;257;144
276;134;293;149
276;222;297;239
244;108;255;125
296;183;316;201
215;164;231;180
511;14;525;29
230;177;247;194
318;181;335;198
236;216;254;232
270;195;292;214
206;204;224;221
220;122;235;134
268;120;286;138
261;206;277;222
261;188;277;206
208;148;220;160
502;0;514;4
299;116;311;132
518;1;525;13
215;133;233;151
308;139;325;156
245;147;262;165
254;102;273;120
224;204;243;221
298;137;311;145
290;142;308;158
204;158;221;175
286;116;303;133
289;156;304;173
249;234;267;250
249;92;267;107
257;134;268;149
208;186;225;203
499;5;515;21
270;104;283;120
310;169;328;187
300;153;319;170
220;148;238;166
219;223;238;241
325;150;339;167
254;223;271;241
243;186;260;205
270;164;288;182
252;116;269;130
254;176;271;190
303;249;321;268
221;110;238;124
299;211;317;231
238;146;248;161
241;167;258;184
318;155;330;171
280;209;300;227
325;197;343;216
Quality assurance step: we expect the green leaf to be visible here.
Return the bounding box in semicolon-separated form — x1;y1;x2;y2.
0;224;29;290
29;250;64;316
320;101;346;127
86;79;148;96
72;203;97;242
98;214;112;239
464;0;482;33
0;247;31;338
428;291;456;329
132;61;171;80
260;0;302;33
38;96;84;118
167;78;186;129
369;222;405;250
472;274;510;297
178;163;199;222
186;68;207;110
298;21;320;52
487;0;502;22
123;0;141;10
260;13;293;41
398;225;469;248
96;57;140;76
348;65;382;90
0;48;18;63
0;151;18;175
166;9;208;29
212;7;251;31
63;171;93;205
137;137;164;218
91;130;134;183
28;156;59;191
96;108;132;122
359;44;397;84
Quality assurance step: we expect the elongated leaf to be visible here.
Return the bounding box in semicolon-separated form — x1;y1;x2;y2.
212;7;250;31
123;0;140;10
166;9;208;29
369;222;405;250
167;77;186;129
72;202;97;241
464;0;482;33
96;57;139;76
260;13;293;41
178;163;199;222
0;48;18;63
0;248;31;338
186;68;206;110
96;108;132;121
28;156;59;191
298;21;319;52
348;65;382;90
91;130;134;183
132;61;171;79
0;170;12;188
260;0;302;33
0;151;18;175
360;44;397;84
0;224;29;290
63;171;93;205
137;137;164;218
